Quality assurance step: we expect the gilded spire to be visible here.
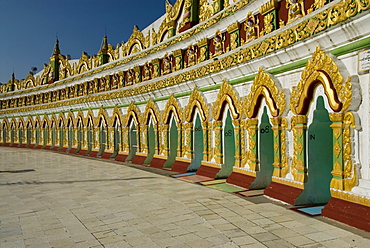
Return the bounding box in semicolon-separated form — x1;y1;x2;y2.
52;39;60;56
99;35;108;54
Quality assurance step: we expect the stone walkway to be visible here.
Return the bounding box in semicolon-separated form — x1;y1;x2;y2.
0;147;369;248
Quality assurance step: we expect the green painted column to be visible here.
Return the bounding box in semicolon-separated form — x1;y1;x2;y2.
202;121;209;161
185;122;193;158
246;118;258;171
232;119;242;167
214;120;223;164
329;113;344;190
291;115;307;183
271;117;282;177
87;126;93;155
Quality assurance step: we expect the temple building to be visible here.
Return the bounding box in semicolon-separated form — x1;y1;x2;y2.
1;0;369;231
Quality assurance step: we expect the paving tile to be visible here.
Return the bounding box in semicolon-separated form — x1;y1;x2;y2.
1;147;369;248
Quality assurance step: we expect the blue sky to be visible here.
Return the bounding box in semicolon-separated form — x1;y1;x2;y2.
0;0;172;84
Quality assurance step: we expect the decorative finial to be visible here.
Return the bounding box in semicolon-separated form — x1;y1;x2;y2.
52;38;60;56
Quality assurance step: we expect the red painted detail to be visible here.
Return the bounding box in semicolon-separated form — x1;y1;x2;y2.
171;160;190;173
43;146;51;150
196;165;220;179
33;145;42;149
132;155;147;165
226;172;256;189
3;143;10;147
322;197;370;232
88;151;98;157
264;181;303;205
68;148;77;154
100;152;113;159
58;147;68;152
115;154;128;162
149;157;166;169
77;149;87;155
179;21;198;33
19;144;27;148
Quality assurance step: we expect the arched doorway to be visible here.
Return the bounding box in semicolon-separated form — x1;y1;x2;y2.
163;114;178;169
97;118;107;157
126;121;137;162
250;106;274;189
216;109;235;178
144;117;155;165
66;119;74;153
187;113;204;172
86;118;93;155
18;122;24;147
76;119;83;153
295;96;333;205
111;118;121;159
42;121;49;149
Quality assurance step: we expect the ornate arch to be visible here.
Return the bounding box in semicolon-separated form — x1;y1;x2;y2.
50;114;57;127
76;52;91;74
23;73;36;89
110;105;123;127
212;79;242;120
2;118;9;128
59;55;74;80
57;113;65;127
290;46;352;115
76;110;85;127
157;19;169;43
25;116;34;128
127;26;146;55
18;117;25;128
162;94;182;124
41;114;50;128
9;117;17;128
66;111;75;127
34;115;41;127
184;87;209;122
245;67;285;118
85;109;95;127
97;107;109;127
123;102;141;127
142;99;160;125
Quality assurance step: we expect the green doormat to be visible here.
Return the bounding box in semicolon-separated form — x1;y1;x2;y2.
206;183;245;193
200;179;226;186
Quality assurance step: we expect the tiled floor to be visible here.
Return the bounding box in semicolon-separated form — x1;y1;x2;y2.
1;147;369;248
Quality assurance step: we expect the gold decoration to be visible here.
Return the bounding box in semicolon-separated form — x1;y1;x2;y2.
286;0;305;24
212;79;241;121
343;112;357;191
334;141;341;158
199;0;214;23
291;46;352;115
211;30;225;58
261;13;274;36
126;26;146;55
162;53;173;74
245;67;285;118
141;99;160;125
161;94;182;124
184;87;209;122
259;0;278;15
243;12;259;44
186;44;197;67
308;0;327;13
123;102;141;127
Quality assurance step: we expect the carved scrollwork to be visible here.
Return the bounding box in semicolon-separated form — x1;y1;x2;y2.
291;46;352;115
161;94;182;124
245;67;285;118
184;87;209;122
212;79;241;121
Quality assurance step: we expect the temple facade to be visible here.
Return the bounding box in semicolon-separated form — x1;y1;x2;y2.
1;0;369;231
